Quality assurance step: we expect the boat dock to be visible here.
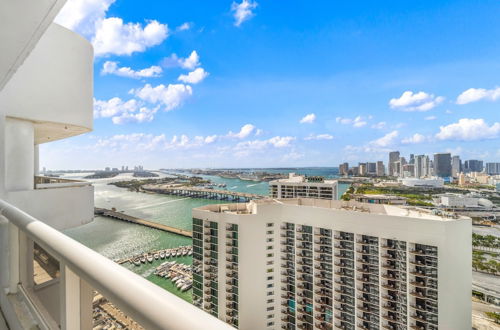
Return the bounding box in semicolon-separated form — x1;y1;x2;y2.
142;184;263;202
94;208;192;238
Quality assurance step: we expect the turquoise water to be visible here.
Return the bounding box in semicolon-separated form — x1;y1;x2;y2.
63;168;348;301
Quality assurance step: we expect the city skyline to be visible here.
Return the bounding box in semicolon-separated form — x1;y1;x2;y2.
41;0;500;169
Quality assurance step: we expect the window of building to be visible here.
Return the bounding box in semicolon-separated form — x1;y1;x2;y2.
267;314;274;319
266;245;273;250
266;230;273;235
266;260;273;265
266;223;274;227
266;253;274;258
267;291;274;296
267;276;273;281
266;283;274;288
267;299;274;304
267;306;274;311
267;322;274;327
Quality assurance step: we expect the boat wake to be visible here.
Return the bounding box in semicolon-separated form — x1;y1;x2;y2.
131;197;190;210
246;183;259;187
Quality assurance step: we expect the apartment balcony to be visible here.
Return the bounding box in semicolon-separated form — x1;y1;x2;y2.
0;199;231;330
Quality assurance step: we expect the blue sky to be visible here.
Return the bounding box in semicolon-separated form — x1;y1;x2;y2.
42;0;500;169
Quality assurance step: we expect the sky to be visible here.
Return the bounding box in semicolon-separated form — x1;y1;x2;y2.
41;0;500;170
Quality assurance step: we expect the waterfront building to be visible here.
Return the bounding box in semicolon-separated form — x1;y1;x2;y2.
269;173;339;200
433;153;452;178
359;163;367;176
0;2;229;329
349;166;359;176
351;194;406;205
464;160;484;173
339;163;349;176
485;162;500;175
388;151;400;176
366;162;377;175
192;198;472;330
400;178;444;188
376;161;385;176
451;156;461;178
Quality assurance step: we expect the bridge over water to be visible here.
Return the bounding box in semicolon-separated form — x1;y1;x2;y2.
142;184;264;202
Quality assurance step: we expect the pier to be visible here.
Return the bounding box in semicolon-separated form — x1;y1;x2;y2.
94;208;192;238
142;184;264;202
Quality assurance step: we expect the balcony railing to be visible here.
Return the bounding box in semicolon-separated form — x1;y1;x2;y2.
0;199;232;330
34;176;91;189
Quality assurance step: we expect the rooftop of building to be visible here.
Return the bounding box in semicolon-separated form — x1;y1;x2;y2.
351;194;407;200
269;172;337;185
194;197;469;221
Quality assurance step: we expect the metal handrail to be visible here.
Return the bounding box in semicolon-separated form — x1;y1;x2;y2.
0;199;233;330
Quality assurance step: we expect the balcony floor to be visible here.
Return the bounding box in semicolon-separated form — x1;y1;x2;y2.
0;307;7;330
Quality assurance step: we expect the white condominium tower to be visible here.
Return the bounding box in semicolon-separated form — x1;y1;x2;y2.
192;198;471;330
269;173;339;200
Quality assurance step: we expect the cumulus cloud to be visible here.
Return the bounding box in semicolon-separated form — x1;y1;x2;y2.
231;0;258;27
304;134;334;141
300;113;316;124
401;133;427;144
176;22;191;31
369;130;399;148
101;61;162;78
55;0;115;37
92;18;168;56
131;83;193;111
336;116;368;128
162;51;200;70
456;87;500;105
389;91;444;112
235;136;295;152
435;118;500;141
178;68;209;84
227;124;256;139
93;97;158;124
371;121;386;129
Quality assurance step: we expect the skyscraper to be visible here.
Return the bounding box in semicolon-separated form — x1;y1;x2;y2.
339;162;349;176
464;160;484;173
433;153;452;177
388;151;400;176
192;199;472;330
451;155;461;178
376;161;385;176
485;163;500;175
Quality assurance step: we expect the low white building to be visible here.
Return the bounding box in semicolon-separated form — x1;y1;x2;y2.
436;194;480;208
192;198;472;330
400;177;444;188
269;173;339;200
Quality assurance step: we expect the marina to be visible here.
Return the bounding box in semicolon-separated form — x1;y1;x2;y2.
117;245;193;265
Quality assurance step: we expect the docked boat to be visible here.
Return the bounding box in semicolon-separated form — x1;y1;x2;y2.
147;255;153;263
160;251;165;259
165;251;171;258
154;253;159;260
140;256;146;263
188;250;193;256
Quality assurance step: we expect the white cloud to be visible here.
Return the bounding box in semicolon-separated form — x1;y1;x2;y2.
92;18;168;56
162;51;200;70
336;116;367;128
456;87;500;105
204;135;218;144
401;133;427;144
304;134;334;141
231;0;258;27
131;83;193;111
93;97;158;124
55;0;115;37
178;68;209;84
101;61;162;78
435;118;500;141
371;121;386;129
300;113;316;124
235;136;295;152
389;91;444;112
369;130;399;148
424;115;437;121
227;124;256;139
177;22;191;31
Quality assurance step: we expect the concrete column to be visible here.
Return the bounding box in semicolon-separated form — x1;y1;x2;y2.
34;144;39;176
60;265;81;330
8;222;19;294
5;118;34;191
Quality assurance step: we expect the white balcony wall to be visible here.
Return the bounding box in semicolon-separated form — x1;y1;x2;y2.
7;185;94;230
0;0;66;90
5;118;34;192
0;23;93;144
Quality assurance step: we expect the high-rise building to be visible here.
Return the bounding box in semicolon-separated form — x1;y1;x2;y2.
388;151;400;176
192;199;472;330
409;154;415;164
433;153;452;177
359;163;367;175
269;173;339;200
376;161;385;176
366;162;377;175
402;163;415;177
464;160;483;173
451;156;461;178
339;163;349;176
485;162;500;175
414;155;429;178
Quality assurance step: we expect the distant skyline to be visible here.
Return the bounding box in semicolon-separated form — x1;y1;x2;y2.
41;0;500;169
